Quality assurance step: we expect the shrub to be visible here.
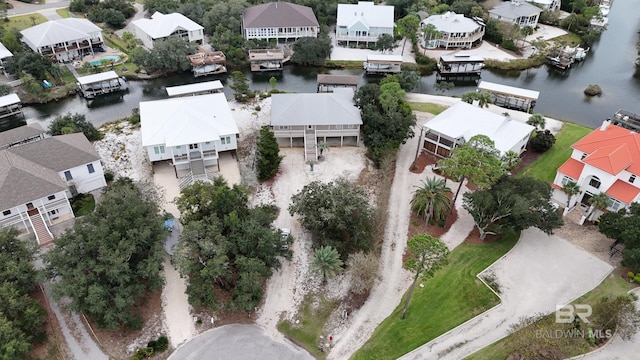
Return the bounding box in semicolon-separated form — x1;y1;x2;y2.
627;271;634;279
530;130;556;153
584;84;603;96
156;335;169;351
103;171;114;183
635;274;640;284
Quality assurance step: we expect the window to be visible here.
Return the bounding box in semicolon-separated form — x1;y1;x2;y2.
64;170;72;181
87;164;95;174
159;145;165;153
49;209;59;216
589;177;601;189
221;136;231;145
2;210;10;216
581;153;588;160
607;198;622;211
560;176;574;186
630;175;636;184
189;144;199;150
48;195;56;201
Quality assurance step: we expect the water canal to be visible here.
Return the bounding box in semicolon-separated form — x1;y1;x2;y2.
17;0;640;130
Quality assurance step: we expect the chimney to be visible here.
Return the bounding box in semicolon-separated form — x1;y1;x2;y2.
600;119;611;131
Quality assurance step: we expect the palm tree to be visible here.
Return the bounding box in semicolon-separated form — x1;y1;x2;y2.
586;192;610;222
561;181;581;208
476;91;492;108
317;141;330;156
527;113;546;130
501;150;521;172
411;177;451;229
422;24;441;54
312;246;343;283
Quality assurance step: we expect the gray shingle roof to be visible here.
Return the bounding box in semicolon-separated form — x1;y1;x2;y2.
0;123;45;149
271;90;362;126
243;2;319;28
8;133;100;172
317;74;360;86
0;150;66;210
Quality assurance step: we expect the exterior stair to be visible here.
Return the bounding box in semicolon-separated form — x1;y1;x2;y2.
179;158;213;191
29;213;53;246
304;128;317;162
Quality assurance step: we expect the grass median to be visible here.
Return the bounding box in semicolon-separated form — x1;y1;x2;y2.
351;231;519;360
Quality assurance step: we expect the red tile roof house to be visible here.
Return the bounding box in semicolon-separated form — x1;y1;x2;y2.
242;2;319;42
552;120;640;223
0;127;107;245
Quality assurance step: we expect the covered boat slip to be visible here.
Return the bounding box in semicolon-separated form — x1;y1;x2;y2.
316;74;359;93
188;48;227;77
363;54;402;74
76;71;127;99
437;54;484;80
249;49;285;72
477;81;540;113
166;80;224;98
0;93;23;119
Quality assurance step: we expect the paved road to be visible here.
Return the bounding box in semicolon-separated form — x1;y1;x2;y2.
168;324;313;360
400;228;614;360
6;0;70;16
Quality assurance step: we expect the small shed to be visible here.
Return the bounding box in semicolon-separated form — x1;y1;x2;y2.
166;80;224;98
477;81;540;113
316;74;359;93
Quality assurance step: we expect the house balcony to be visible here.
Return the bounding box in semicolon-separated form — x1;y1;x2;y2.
335;34;385;43
440;32;484;44
173;149;218;164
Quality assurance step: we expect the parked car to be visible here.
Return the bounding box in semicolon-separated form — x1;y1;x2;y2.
280;228;292;250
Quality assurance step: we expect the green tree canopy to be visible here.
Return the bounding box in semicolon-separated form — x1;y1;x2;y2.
132;36;197;74
256;126;284;181
291;35;332;66
174;178;290;310
45;178;166;329
374;34;398;54
229;70;254;103
48;112;102;141
289;178;373;259
411;176;451;228
599;203;640;271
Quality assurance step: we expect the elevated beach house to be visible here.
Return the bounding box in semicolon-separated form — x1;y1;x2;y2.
553;120;640;221
132;12;204;49
0;128;106;245
140;93;239;187
336;1;394;45
20;18;104;63
420;12;485;49
242;2;319;42
419;101;534;158
270;89;362;161
488;0;542;28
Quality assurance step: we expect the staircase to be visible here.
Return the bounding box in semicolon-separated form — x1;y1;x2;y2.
29;212;53;246
179;158;214;191
304;128;317;162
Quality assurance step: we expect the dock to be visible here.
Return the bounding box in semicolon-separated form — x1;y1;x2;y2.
477;81;540;113
316;74;359;93
249;49;285;72
166;80;224;98
363;54;402;75
188;47;227;77
546;46;577;71
76;71;128;99
436;54;484;81
0;93;23;119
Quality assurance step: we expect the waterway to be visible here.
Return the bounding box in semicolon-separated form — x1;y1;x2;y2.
14;0;640;130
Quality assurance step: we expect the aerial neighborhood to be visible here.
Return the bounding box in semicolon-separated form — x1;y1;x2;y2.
0;0;639;360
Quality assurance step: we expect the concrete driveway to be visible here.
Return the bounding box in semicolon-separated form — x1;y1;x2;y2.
400;228;613;360
168;324;313;360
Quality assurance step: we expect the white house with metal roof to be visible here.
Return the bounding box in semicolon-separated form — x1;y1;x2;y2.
488;0;542;28
421;12;485;49
0;131;106;245
336;1;394;45
0;41;13;71
420;101;534;158
271;89;362;161
140;93;239;186
132;12;204;49
20;18;104;63
529;0;560;11
242;2;319;42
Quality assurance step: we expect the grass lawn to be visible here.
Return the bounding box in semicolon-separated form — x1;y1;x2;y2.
351;232;519;360
7;14;48;31
409;102;448;115
466;271;635;360
517;122;592;182
56;8;70;18
278;295;338;359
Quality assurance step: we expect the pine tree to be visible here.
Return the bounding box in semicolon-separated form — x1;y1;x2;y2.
256;126;284;181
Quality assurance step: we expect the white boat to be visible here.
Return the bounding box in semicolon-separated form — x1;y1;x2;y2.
599;4;610;16
573;47;589;61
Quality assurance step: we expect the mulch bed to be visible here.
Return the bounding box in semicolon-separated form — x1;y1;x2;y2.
410;151;440;174
29;286;68;360
510;144;543;176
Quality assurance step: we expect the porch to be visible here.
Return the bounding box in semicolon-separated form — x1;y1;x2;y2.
0;197;73;246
